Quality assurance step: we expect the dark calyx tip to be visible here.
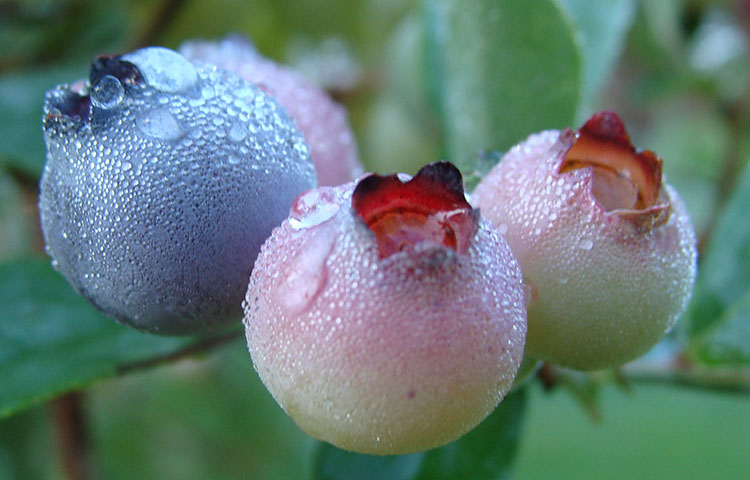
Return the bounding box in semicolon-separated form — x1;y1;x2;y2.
44;87;91;123
90;54;143;87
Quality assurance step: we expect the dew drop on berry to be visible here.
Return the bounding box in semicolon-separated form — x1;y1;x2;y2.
121;47;198;93
289;188;341;230
90;75;124;109
136;107;183;141
274;222;336;317
227;121;247;142
578;238;594;250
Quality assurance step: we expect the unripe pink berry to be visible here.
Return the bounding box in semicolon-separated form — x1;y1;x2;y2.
472;111;697;370
244;162;526;455
180;35;363;186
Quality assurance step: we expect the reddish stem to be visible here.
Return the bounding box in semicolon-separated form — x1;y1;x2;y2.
52;392;92;480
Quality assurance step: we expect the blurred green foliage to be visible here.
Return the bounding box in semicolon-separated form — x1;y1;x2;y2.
424;0;581;164
0;258;221;418
315;389;525;480
0;0;749;478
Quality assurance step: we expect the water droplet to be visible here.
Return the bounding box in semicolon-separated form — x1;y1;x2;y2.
136;107;183;141
558;276;569;284
275;226;336;317
288;203;340;230
498;223;509;235
289;190;340;230
188;97;205;107
121;161;132;171
228;121;246;142
90;75;124;109
578;238;594;250
295;189;320;209
121;47;197;93
201;85;215;99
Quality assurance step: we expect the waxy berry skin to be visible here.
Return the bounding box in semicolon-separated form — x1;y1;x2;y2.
180;35;363;186
472;112;697;370
244;163;526;455
39;47;316;335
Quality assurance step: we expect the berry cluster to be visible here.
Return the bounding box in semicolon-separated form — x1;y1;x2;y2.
39;39;697;455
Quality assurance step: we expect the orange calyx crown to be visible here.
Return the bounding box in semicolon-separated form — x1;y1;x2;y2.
559;111;669;228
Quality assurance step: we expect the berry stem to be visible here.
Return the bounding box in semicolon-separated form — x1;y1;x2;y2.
622;359;750;394
52;392;92;480
115;329;243;375
131;0;190;50
537;359;750;396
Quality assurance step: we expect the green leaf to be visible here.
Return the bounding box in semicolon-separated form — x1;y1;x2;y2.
0;172;34;261
313;388;527;480
0;65;84;179
0;0;131;179
315;449;425;480
691;292;750;366
0;257;219;419
89;342;315;480
639;0;684;60
556;0;636;119
0;406;56;479
462;150;504;193
0;0;129;69
641;102;727;235
686;163;750;338
423;0;581;168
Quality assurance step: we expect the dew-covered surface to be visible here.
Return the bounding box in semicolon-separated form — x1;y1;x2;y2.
39;47;316;335
180;35;363;187
472;130;697;370
244;180;527;455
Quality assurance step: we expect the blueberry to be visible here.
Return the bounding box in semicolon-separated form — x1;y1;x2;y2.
39;47;316;334
472;111;697;370
244;162;526;454
180;35;363;186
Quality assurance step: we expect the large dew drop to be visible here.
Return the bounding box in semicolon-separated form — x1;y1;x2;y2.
274;224;336;317
289;188;341;230
228;121;247;142
122;47;198;93
90;75;124;109
136;107;183;141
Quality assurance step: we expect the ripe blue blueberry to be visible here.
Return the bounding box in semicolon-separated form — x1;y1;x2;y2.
180;35;363;186
39;47;316;334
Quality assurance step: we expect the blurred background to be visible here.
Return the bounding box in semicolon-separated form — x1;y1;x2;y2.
1;0;749;478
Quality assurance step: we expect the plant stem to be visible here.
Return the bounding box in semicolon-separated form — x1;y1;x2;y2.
131;0;189;50
622;361;750;394
52;392;91;480
116;329;243;375
535;358;750;395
